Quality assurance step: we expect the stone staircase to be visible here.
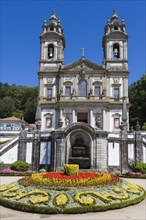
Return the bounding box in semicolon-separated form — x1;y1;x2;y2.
0;136;19;156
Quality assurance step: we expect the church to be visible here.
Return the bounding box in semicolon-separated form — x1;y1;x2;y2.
35;9;129;170
0;9;145;172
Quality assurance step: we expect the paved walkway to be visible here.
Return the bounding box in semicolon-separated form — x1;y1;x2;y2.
0;176;146;220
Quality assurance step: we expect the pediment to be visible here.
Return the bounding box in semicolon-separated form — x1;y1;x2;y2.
62;59;105;72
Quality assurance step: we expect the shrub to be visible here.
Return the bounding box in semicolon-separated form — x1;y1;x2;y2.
135;163;146;174
39;169;46;173
10;160;29;172
0;161;5;170
63;164;79;176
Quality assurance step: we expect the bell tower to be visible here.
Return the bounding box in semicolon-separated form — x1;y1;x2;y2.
102;9;128;71
39;10;65;69
36;10;66;130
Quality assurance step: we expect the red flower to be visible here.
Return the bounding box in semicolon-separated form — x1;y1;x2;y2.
42;171;99;180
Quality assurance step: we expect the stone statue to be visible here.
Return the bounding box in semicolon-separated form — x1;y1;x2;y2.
65;117;70;126
102;89;106;97
60;88;63;95
71;88;76;96
95;116;101;129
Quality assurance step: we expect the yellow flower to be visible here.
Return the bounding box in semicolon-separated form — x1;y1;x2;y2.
55;194;68;206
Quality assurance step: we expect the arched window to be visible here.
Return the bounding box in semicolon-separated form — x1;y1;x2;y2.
78;79;87;97
48;44;54;59
113;43;120;59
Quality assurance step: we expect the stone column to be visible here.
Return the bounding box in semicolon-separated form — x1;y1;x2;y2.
120;44;123;59
123;77;128;98
135;131;142;163
31;131;40;172
124;42;127;60
120;131;128;173
55;139;62;170
90;109;94;127
39;77;43;98
18;137;27;162
18;124;27;162
72;109;76;123
40;42;44;60
58;109;63;128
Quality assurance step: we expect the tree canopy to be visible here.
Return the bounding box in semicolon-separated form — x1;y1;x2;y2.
129;74;146;130
0;83;38;123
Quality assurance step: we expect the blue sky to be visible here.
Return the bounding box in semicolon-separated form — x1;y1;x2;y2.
0;0;145;86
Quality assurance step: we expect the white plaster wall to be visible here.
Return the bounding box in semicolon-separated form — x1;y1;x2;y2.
128;144;134;160
0;137;13;142
128;134;134;139
0;144;18;164
40;142;51;164
103;110;110;131
108;142;120;166
143;145;146;163
26;143;32;164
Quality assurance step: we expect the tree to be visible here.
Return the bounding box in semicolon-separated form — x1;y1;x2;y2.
129;74;146;129
0;83;38;122
0;96;15;118
24;97;38;123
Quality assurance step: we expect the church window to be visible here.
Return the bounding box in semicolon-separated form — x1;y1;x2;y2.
114;88;120;100
114;118;120;128
65;85;71;96
47;87;52;99
114;26;118;30
50;26;54;31
113;43;120;59
94;86;101;96
48;44;54;59
45;114;52;128
78;79;87;97
77;112;88;123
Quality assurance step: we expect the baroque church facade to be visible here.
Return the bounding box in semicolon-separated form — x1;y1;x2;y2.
35;9;129;170
1;10;145;172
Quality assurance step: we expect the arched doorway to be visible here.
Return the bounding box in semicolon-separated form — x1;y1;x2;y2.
68;130;91;169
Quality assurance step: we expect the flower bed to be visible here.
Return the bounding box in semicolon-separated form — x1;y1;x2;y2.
0;169;33;176
0;177;145;214
19;171;120;187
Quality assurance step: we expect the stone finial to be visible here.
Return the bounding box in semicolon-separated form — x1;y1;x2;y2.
50;9;57;20
52;9;56;15
135;121;141;131
107;17;110;24
43;17;47;26
122;17;125;24
21;122;26;130
111;8;119;23
112;8;118;18
35;105;41;121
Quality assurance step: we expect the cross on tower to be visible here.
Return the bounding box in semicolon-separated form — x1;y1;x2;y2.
80;48;87;58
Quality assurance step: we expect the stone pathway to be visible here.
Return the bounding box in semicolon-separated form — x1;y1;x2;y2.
0;176;146;220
